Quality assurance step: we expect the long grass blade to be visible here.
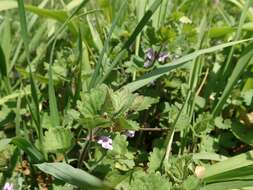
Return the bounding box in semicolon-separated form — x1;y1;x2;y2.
89;0;128;89
124;38;253;92
212;42;253;116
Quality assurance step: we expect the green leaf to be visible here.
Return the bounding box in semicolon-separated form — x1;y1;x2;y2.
182;176;201;190
231;120;253;146
0;90;30;106
202;180;253;190
0;138;12;152
129;171;172;190
147;147;165;173
0;45;7;78
118;118;140;130
108;134;130;156
49;64;60;127
130;95;159;112
43;127;74;153
36;162;109;189
100;0;163;84
0;0;17;12
11;137;44;163
214;117;231;130
112;88;136;116
122;0;162;50
77;85;108;118
25;5;77;35
213;41;253;116
203;150;253;183
208;27;234;38
80;116;113;129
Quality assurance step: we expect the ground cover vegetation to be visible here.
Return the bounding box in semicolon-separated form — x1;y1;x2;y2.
1;0;253;189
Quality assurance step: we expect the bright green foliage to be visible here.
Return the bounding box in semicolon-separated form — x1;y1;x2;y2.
128;171;172;190
1;0;253;189
42;127;74;153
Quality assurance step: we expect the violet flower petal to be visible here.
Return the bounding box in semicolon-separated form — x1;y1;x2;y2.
146;48;155;60
101;142;113;150
97;136;113;150
144;60;153;68
158;52;169;62
3;182;14;190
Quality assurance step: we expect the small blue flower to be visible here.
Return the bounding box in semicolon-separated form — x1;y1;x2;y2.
3;182;14;190
97;136;113;150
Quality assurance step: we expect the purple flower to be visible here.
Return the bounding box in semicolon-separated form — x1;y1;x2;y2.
97;136;113;150
144;61;153;68
158;52;169;62
146;48;155;61
3;182;14;190
126;130;135;138
144;48;169;68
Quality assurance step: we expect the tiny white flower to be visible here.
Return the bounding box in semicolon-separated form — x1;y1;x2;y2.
179;16;192;24
126;130;135;138
3;182;14;190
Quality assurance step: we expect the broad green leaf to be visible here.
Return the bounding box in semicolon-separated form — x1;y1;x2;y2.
112;88;136;116
147;147;165;173
36;162;109;189
130;96;159;111
77;85;108;117
43;127;74;153
129;171;172;190
80;116;113;129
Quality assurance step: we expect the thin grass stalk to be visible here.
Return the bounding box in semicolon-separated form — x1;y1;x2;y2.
89;0;128;89
221;0;250;78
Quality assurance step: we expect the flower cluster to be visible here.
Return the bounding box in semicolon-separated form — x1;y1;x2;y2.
144;48;169;68
97;136;113;150
3;182;13;190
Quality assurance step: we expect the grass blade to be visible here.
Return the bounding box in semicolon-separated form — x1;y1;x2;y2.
89;0;128;89
122;0;162;50
203;150;253;183
212;42;253;116
0;45;7;78
17;0;29;62
12;137;44;163
99;0;162;85
124;38;253;92
48;64;60;127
